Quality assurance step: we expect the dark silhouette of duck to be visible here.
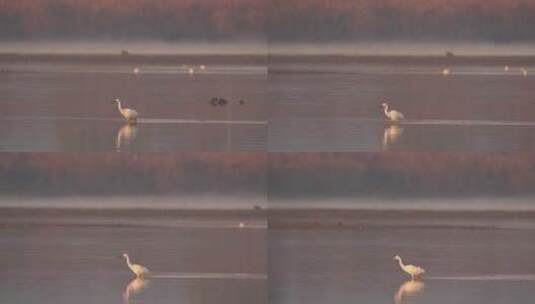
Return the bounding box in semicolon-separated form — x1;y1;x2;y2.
209;97;229;106
209;97;245;107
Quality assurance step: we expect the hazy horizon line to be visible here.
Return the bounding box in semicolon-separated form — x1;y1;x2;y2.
2;40;535;56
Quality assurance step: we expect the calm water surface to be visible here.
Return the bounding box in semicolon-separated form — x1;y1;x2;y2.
0;220;266;304
4;61;535;151
0;62;267;151
269;63;535;152
269;225;535;304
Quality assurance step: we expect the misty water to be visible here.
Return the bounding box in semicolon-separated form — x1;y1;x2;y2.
2;57;535;152
269;226;535;304
269;63;535;152
0;218;266;304
0;62;267;151
2;48;535;304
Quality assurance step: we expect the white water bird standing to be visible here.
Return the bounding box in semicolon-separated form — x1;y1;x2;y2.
394;255;425;280
504;65;510;71
381;102;405;123
112;99;138;123
122;253;150;278
521;67;528;76
442;68;450;76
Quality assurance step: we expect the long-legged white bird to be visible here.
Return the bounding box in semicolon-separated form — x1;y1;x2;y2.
394;255;425;280
381;102;405;123
122;253;150;278
112;98;138;123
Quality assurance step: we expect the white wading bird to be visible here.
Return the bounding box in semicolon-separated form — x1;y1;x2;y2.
122;253;150;278
381;102;405;123
112;99;138;123
394;255;425;280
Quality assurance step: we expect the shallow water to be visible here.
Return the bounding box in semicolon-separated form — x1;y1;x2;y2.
269;63;535;152
0;62;267;151
3;60;535;151
269;118;535;151
0;117;266;151
0;221;266;304
269;226;535;304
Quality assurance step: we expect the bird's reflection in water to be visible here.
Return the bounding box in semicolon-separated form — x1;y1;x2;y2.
116;124;138;151
123;278;149;303
382;125;404;150
394;280;424;304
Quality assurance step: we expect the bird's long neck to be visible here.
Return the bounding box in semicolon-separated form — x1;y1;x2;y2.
116;101;124;114
383;105;390;116
397;258;405;269
125;256;133;268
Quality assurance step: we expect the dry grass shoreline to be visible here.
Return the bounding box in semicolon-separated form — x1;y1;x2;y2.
269;152;535;198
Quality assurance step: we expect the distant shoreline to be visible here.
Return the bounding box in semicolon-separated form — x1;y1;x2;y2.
1;53;535;66
0;207;267;228
1;206;533;230
0;206;266;217
0;53;267;65
269;55;535;66
268;208;535;230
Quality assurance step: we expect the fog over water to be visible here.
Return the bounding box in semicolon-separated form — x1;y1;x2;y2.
270;197;535;212
269;41;535;56
0;195;267;210
4;3;535;304
2;40;535;56
0;40;267;55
